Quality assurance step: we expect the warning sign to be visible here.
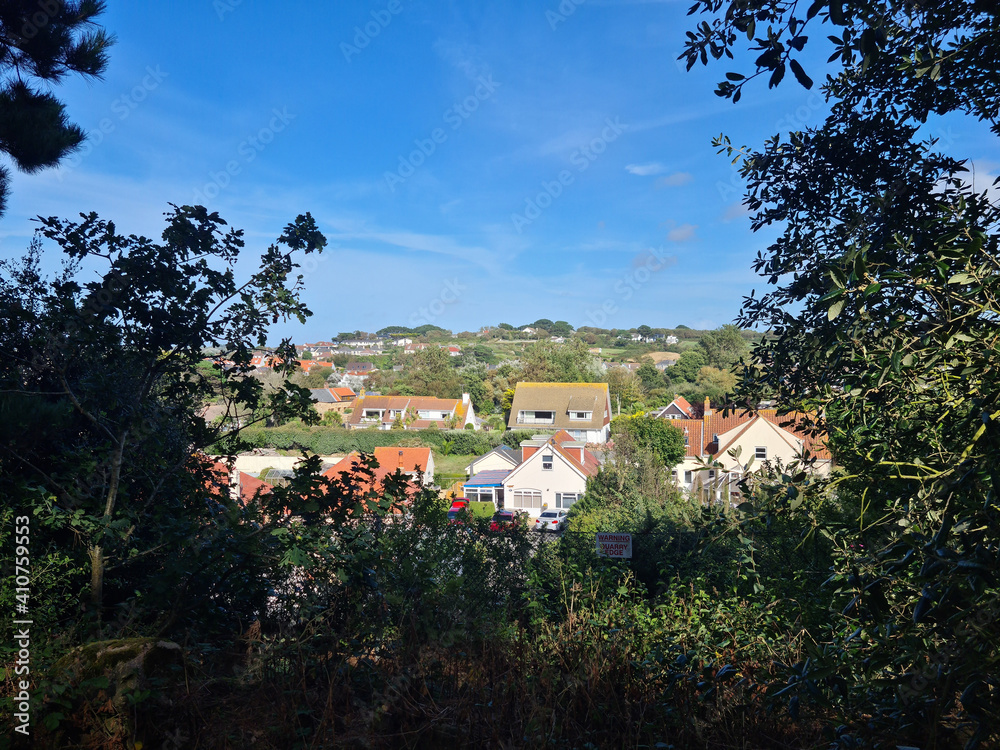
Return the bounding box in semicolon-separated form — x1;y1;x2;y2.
595;532;632;558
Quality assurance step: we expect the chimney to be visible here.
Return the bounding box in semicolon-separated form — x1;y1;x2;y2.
578;447;585;463
704;397;713;417
462;392;470;404
398;450;404;469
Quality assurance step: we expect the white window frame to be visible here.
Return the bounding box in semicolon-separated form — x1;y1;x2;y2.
512;489;542;509
555;492;578;509
755;446;767;460
569;411;592;421
541;454;553;470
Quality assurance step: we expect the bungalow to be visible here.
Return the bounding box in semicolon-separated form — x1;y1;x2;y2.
309;387;357;416
323;446;434;487
501;431;600;517
507;382;612;443
346;393;477;430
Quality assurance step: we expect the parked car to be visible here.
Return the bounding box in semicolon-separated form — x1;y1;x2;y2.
533;510;568;533
447;498;471;525
489;509;525;531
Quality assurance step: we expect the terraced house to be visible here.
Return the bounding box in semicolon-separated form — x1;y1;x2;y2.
346;393;477;430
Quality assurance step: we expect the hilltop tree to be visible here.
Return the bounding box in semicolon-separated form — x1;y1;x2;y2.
0;1;114;216
698;324;749;370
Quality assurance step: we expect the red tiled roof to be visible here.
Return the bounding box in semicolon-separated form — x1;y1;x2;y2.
238;471;274;506
667;408;831;460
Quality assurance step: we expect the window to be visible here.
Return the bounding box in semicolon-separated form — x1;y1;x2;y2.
671;470;678;481
518;410;555;425
512;489;542;509
542;454;553;470
569;411;592;421
708;470;716;480
684;471;692;484
556;492;578;509
712;434;719;443
755;446;767;460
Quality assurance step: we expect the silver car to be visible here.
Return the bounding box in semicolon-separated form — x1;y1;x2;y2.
533;509;568;533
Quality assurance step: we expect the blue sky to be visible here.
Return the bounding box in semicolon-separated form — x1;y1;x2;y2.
1;1;995;342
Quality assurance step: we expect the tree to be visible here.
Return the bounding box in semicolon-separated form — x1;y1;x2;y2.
670;349;707;383
610;412;685;468
636;359;664;393
685;0;1000;742
409;345;460;397
697;324;749;371
0;205;326;629
300;349;312;359
605;367;644;415
0;2;114;216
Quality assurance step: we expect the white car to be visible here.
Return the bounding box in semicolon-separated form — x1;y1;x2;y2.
533;509;568;533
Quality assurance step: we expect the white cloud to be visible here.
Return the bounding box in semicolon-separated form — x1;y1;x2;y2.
625;162;665;176
667;223;697;242
657;171;692;187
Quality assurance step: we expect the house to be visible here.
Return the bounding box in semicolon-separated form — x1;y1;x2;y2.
650;395;695;420
323;446;434;487
665;335;679;344
462;469;511;506
501;431;601;517
346;393;477;430
507;382;613;443
442;345;462;357
550;336;566;344
465;444;521;476
403;343;430;354
667;398;834;503
345;361;376;376
309;387;357;416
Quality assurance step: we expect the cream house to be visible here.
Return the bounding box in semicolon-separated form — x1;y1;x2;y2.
501;432;601;517
507;382;612;443
666;398;834;503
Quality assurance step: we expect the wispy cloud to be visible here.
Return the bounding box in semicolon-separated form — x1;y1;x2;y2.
667;223;697;242
657;171;692;187
626;162;665;176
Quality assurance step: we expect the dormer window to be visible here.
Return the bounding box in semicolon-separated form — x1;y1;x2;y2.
542;454;553;470
569;411;592;421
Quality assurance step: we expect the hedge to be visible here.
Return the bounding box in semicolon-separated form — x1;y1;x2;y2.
213;428;540;456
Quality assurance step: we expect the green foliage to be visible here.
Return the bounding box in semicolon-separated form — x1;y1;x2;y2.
610;412;686;468
686;0;1000;744
0;2;113;216
671;349;707;383
697;324;750;371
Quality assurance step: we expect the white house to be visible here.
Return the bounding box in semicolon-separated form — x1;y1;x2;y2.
464;444;521;476
502;431;601;517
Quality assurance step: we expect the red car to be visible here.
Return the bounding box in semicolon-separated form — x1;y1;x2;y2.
489;509;523;531
447;498;471;524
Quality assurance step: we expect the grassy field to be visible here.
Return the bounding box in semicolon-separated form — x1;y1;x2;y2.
432;452;475;475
